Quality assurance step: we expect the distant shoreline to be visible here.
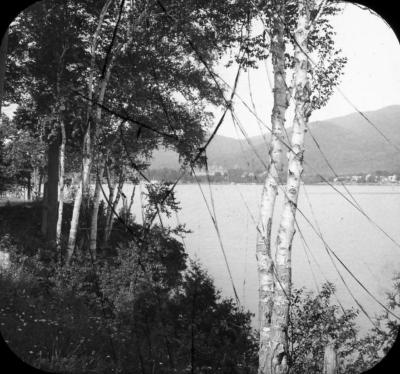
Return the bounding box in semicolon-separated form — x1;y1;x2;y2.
121;181;400;186
1;182;399;204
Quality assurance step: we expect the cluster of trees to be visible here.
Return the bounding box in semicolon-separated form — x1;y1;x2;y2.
0;114;46;198
0;1;259;372
1;0;252;261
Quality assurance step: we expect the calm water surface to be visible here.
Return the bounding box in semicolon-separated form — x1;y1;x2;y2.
106;184;400;333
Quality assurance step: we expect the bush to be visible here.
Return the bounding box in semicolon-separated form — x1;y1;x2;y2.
288;281;399;374
0;230;257;373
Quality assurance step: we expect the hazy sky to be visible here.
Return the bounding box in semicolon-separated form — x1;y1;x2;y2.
213;3;400;139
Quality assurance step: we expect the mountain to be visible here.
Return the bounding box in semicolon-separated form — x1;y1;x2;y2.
149;105;400;176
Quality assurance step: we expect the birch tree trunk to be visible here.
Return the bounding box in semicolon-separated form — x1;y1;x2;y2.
38;170;43;198
56;118;66;251
103;164;116;245
267;2;311;373
323;342;338;374
257;3;289;373
41;178;48;236
66;129;91;265
89;159;105;259
65;0;113;264
33;167;39;199
104;171;124;245
0;27;8;123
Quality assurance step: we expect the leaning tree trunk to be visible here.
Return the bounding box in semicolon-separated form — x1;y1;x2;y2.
56;118;66;252
89;159;105;259
268;2;311;374
127;184;136;215
258;3;289;373
86;51;115;253
66;128;91;265
102;164;116;245
104;170;125;245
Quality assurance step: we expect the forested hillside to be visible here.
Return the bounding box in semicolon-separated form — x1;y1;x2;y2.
150;105;400;176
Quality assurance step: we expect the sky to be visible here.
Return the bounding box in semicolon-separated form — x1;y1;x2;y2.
212;3;400;139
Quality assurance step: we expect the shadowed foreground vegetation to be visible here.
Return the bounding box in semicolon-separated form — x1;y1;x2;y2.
0;201;398;373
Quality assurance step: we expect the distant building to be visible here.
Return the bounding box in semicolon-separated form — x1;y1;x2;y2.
351;175;362;183
192;165;228;177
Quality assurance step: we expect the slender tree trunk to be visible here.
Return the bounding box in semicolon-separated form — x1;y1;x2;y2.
128;184;136;215
27;173;31;200
104;171;124;245
258;3;289;373
0;27;8;123
323;342;338;374
41;179;48;236
66;182;82;265
46;138;60;242
103;164;116;245
89;159;105;259
66;129;91;265
38;170;43;198
56;119;66;251
85;57;113;254
268;2;311;373
32;167;39;199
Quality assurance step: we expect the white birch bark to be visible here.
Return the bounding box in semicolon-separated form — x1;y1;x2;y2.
89;159;105;259
258;3;289;373
323;342;339;374
104;172;124;244
102;163;116;245
66;0;114;263
66;140;91;265
56;118;66;251
268;1;312;373
86;1;145;253
41;178;48;236
0;28;8;124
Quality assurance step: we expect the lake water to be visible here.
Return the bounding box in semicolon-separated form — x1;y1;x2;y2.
104;183;400;334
